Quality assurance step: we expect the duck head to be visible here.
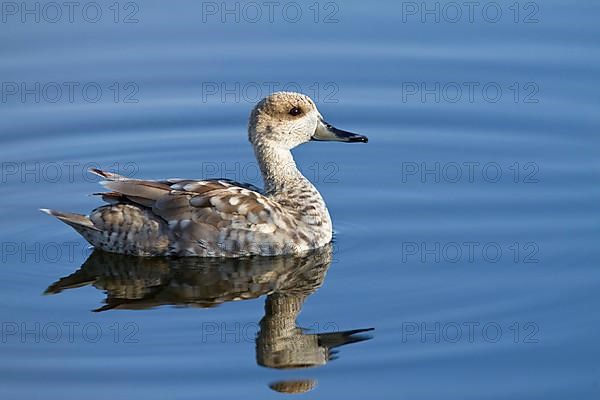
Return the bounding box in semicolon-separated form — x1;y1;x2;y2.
248;91;368;149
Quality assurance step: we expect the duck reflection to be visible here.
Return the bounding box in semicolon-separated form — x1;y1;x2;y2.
45;244;373;394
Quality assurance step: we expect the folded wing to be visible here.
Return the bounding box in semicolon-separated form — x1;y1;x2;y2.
90;168;297;256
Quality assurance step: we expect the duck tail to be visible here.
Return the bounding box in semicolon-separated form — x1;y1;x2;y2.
40;208;100;232
88;167;127;181
41;205;170;256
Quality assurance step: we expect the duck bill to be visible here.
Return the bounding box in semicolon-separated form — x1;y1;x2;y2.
312;119;368;143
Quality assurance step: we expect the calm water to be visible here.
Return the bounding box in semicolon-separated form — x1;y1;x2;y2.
1;0;599;398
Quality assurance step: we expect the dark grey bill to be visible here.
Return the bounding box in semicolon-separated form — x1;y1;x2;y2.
312;120;368;143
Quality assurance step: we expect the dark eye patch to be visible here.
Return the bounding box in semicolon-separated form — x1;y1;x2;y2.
289;107;302;116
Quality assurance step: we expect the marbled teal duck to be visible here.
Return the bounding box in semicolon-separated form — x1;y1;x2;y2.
41;92;368;257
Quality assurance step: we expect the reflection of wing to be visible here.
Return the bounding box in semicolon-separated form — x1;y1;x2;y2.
44;244;334;311
91;168;299;256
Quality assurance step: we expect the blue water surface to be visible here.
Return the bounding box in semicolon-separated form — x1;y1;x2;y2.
1;1;599;398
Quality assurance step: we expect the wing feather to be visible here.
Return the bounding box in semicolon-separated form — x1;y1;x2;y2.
91;169;295;256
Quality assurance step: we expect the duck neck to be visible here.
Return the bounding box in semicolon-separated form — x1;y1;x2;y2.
254;142;307;194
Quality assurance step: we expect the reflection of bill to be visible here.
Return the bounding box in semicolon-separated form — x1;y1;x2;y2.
45;243;374;393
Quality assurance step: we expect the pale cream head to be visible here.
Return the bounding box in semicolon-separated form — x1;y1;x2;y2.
248;92;367;149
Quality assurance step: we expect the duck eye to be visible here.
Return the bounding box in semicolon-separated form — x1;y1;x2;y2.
289;107;302;116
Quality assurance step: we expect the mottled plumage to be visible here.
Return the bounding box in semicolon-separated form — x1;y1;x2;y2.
42;92;368;257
